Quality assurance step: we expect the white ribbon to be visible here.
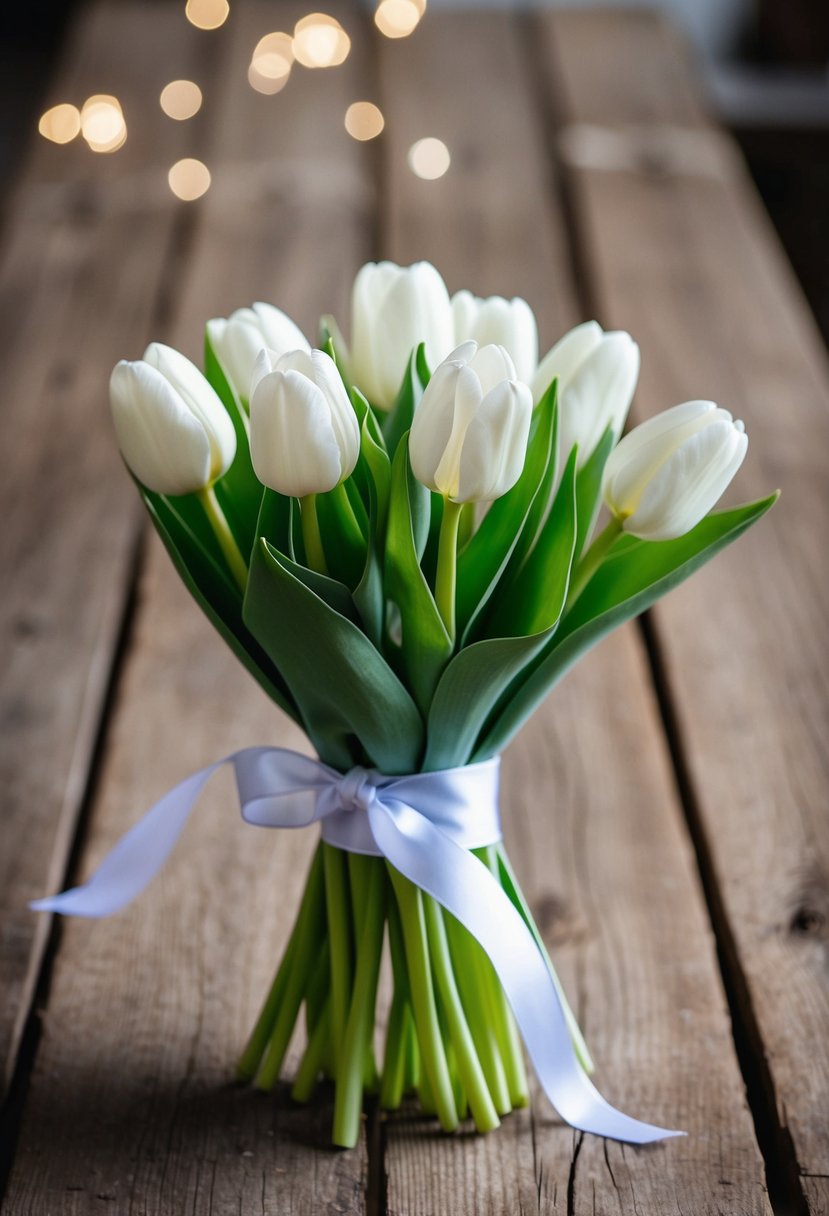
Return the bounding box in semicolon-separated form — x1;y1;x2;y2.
31;748;683;1145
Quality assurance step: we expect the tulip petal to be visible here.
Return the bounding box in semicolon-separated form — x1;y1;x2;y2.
559;332;640;469
143;342;236;481
532;320;603;404
250;370;343;497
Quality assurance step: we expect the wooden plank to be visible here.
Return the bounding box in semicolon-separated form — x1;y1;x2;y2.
0;0;207;1101
544;10;829;1207
2;0;372;1209
377;13;771;1214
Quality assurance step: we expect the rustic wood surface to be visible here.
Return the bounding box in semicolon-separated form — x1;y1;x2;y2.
1;3;826;1215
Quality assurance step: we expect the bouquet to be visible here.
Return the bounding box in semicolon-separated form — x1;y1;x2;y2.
34;261;776;1149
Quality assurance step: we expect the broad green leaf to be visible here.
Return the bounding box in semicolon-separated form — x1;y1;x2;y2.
573;426;615;561
315;481;368;588
381;346;425;460
456;381;558;639
424;453;577;770
351;392;391;646
475;492;779;759
385;439;452;715
143;493;298;720
245;537;424;773
204;328;263;560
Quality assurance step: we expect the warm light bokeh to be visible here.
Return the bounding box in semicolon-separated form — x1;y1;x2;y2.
168;158;212;200
374;0;424;39
248;61;291;95
345;101;385;141
185;0;229;31
408;137;450;179
81;95;127;154
251;31;294;81
160;80;203;121
38;103;81;144
292;13;350;68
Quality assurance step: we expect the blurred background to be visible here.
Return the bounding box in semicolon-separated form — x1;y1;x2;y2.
2;0;828;337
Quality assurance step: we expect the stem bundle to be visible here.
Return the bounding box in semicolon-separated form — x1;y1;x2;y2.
238;841;583;1148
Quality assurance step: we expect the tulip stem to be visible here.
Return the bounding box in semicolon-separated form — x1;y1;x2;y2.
435;498;463;640
299;494;328;575
566;516;622;610
197;485;248;593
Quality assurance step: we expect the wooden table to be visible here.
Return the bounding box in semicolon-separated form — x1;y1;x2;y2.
1;3;827;1212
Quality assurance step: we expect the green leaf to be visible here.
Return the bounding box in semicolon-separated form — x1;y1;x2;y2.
143;492;298;720
475;492;779;759
245;537;424;773
384;439;452;715
424;452;577;770
381;347;425;459
351;391;391;647
573;425;615;562
203;328;263;560
456;381;558;639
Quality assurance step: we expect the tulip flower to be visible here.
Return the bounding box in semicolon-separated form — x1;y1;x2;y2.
110;343;237;496
207;303;310;402
602;399;748;541
250;347;360;499
451;290;538;385
532;322;640;468
410;341;533;637
350;260;454;409
110;343;246;589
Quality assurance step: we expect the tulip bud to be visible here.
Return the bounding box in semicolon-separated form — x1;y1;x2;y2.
249;348;360;498
409;342;533;503
532;322;640;468
350;260;454;409
110;343;236;496
207;303;310;401
603;399;748;541
451;289;538;385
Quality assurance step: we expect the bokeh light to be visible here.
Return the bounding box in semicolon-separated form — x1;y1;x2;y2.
168;158;212;200
38;104;81;144
251;32;294;82
374;0;424;39
80;95;127;153
248;61;291;95
345;101;385;141
185;0;229;30
408;137;450;180
160;80;203;121
292;14;351;68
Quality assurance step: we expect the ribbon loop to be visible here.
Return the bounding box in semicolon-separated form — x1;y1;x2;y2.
29;746;682;1145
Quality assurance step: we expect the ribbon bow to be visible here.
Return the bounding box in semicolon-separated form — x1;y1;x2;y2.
32;747;682;1145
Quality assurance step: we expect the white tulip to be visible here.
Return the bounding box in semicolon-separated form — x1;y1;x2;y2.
532;321;640;468
249;347;360;498
350;260;454;409
451;290;538;385
603;399;748;541
409;342;533;503
207;303;310;400
110;343;236;496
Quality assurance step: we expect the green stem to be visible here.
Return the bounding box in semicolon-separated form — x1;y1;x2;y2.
236;845;324;1081
479;847;529;1107
380;992;408;1110
387;864;459;1131
323;844;354;1075
423;897;500;1131
435;497;463;640
444;912;512;1116
332;858;386;1148
197;484;248;592
565;516;622;610
292;998;330;1103
255;850;327;1090
299;493;328;575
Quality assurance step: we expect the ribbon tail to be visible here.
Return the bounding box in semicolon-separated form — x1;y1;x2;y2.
30;761;228;917
369;798;685;1145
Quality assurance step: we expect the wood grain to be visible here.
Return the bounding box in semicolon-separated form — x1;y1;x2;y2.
0;0;209;1101
378;13;771;1214
1;0;372;1210
543;10;829;1207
